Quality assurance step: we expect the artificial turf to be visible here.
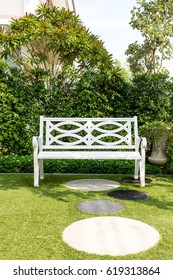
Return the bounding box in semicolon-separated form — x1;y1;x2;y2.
0;173;172;260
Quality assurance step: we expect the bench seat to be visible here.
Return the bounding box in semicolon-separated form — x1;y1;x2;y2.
37;151;142;160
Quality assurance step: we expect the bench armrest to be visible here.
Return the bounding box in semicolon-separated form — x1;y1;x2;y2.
38;136;43;151
32;136;38;149
135;136;141;151
32;136;43;152
135;136;147;152
140;137;147;160
141;137;147;149
32;136;39;159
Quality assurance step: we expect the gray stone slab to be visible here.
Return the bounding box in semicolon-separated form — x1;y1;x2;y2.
78;200;124;213
65;179;120;191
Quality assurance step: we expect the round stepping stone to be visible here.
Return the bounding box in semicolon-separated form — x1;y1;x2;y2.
108;190;148;200
77;200;124;214
65;179;120;191
123;177;152;184
63;217;160;256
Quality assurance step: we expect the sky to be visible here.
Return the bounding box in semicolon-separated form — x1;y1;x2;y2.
74;0;173;74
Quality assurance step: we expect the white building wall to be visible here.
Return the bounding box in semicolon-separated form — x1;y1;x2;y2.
23;0;41;14
0;0;23;24
0;0;75;25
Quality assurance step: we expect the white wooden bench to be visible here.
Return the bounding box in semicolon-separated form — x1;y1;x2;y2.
32;116;147;187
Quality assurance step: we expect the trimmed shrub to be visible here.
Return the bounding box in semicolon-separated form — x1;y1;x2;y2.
0;65;47;155
69;67;131;118
0;155;166;174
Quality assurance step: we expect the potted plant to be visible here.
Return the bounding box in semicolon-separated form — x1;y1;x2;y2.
142;121;173;167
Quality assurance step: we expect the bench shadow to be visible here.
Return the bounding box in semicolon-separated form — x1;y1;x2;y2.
0;174;173;211
117;176;173;212
31;174;173;211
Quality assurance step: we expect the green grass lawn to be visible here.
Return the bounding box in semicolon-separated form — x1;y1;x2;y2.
0;173;172;260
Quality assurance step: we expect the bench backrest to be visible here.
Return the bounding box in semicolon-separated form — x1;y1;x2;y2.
39;116;139;150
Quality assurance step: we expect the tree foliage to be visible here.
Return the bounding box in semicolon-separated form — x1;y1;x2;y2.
2;2;173;156
0;4;131;155
0;3;112;81
128;73;173;125
126;0;173;74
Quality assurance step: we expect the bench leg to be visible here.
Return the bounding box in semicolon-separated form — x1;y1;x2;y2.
39;159;44;179
139;159;145;187
34;157;39;187
134;159;140;179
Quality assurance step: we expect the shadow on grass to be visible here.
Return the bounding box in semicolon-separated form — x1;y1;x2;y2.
129;193;173;212
0;173;173;211
0;173;113;203
0;173;33;190
118;176;173;212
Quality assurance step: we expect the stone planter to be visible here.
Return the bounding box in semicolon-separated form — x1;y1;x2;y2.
148;127;171;167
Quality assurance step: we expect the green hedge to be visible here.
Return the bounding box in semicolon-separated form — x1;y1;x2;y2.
0;154;170;174
129;73;173;125
1;61;173;158
0;61;131;155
